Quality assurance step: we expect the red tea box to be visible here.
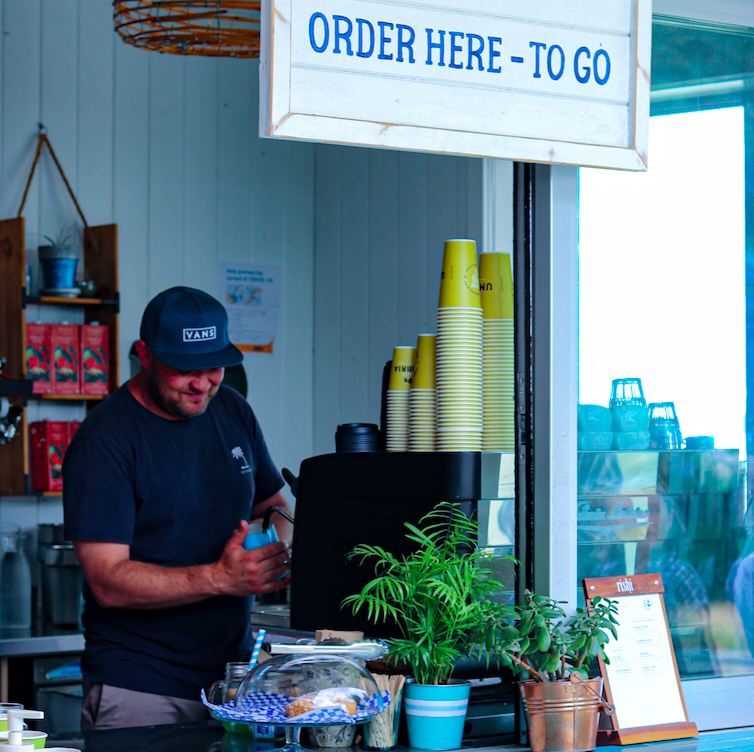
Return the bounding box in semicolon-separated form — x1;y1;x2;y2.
80;324;110;395
51;324;80;395
25;323;52;395
67;421;82;443
30;421;68;493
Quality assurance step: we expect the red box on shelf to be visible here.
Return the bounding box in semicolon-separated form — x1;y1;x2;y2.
68;421;82;443
80;324;110;395
51;324;80;395
30;421;69;493
25;323;52;395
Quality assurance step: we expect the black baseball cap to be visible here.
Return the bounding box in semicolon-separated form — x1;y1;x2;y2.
140;287;243;371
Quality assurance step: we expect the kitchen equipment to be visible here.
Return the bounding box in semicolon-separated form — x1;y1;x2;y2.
648;402;683;450
36;524;66;619
609;378;647;408
33;655;83;735
43;545;83;628
0;524;32;630
289;451;479;636
686;436;715;449
0;398;23;446
577;404;612;433
335;423;380;453
0;710;44;752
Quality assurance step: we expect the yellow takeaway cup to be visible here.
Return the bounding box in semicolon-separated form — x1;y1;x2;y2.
388;346;416;391
412;334;436;390
438;239;480;308
479;252;513;320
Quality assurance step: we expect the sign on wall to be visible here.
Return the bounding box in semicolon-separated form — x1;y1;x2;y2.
219;263;281;354
260;0;651;170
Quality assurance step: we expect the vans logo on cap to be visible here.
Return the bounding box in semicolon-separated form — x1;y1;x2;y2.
183;326;217;342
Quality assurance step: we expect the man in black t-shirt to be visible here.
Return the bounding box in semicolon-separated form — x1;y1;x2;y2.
63;287;293;730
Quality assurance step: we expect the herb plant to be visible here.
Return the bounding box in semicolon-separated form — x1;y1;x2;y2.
342;502;515;686
500;590;619;682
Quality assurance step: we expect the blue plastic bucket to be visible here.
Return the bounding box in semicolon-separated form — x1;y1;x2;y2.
404;681;470;750
40;257;78;289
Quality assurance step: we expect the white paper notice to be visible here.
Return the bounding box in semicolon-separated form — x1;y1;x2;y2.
219;263;281;353
604;593;687;729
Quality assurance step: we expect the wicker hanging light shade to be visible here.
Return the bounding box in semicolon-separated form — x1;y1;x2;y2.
113;1;261;58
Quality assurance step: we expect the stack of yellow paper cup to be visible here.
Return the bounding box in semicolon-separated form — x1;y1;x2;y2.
480;252;515;450
436;239;483;451
409;334;437;451
386;346;416;452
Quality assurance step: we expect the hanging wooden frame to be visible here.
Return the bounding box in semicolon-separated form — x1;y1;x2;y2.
582;574;698;746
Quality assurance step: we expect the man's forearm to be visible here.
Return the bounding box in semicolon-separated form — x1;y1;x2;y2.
92;558;221;610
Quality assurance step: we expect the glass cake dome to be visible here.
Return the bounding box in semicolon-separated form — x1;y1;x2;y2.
227;653;386;752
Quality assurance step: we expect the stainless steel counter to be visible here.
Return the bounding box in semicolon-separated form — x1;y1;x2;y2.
0;621;83;658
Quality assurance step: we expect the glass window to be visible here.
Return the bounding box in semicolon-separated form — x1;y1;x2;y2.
578;17;754;685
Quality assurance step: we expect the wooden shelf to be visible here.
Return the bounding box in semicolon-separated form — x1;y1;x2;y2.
0;220;119;496
24;294;118;307
42;491;63;497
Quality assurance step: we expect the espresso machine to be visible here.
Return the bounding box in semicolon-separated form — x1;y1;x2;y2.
281;450;517;745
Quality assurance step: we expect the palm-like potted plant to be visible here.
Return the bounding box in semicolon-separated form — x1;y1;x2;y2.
499;590;619;752
342;502;514;751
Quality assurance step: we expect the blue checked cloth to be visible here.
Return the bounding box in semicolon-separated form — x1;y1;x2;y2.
201;689;391;725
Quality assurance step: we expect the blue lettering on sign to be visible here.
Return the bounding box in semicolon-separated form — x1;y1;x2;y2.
574;46;591;83
448;31;464;69
378;21;394;60
547;45;564;80
530;41;546;78
397;24;415;63
309;12;328;53
333;15;353;56
488;37;502;73
356;18;374;58
426;28;445;66
305;12;616;88
594;49;611;85
466;33;484;70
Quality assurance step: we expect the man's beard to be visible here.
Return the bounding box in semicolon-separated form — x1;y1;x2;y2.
145;368;218;418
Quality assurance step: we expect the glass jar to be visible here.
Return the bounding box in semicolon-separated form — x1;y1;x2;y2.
209;662;252;735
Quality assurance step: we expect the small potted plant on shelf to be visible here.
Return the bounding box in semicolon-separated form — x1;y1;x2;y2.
342;502;515;751
500;590;619;752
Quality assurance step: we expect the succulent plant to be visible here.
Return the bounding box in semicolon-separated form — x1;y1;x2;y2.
499;590;619;682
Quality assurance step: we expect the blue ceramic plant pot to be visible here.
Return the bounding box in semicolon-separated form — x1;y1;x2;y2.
404;681;470;750
40;257;78;289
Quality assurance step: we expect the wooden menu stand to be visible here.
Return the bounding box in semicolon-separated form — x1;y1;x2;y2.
582;574;698;746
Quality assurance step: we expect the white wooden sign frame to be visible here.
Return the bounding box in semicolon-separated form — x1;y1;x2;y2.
260;0;652;170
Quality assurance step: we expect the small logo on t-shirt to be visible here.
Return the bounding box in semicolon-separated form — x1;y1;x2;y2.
231;446;252;474
183;326;217;342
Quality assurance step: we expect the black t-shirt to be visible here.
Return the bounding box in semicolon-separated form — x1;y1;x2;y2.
62;384;284;700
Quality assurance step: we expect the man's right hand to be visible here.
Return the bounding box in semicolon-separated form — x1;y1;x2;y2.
74;522;291;610
211;520;292;596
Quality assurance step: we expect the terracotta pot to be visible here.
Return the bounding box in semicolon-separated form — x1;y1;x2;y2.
519;678;606;752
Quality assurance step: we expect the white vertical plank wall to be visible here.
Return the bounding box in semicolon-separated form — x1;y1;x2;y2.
0;1;318;500
312;147;484;456
0;0;485;505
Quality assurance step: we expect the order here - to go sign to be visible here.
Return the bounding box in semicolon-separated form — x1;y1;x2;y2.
260;0;651;171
